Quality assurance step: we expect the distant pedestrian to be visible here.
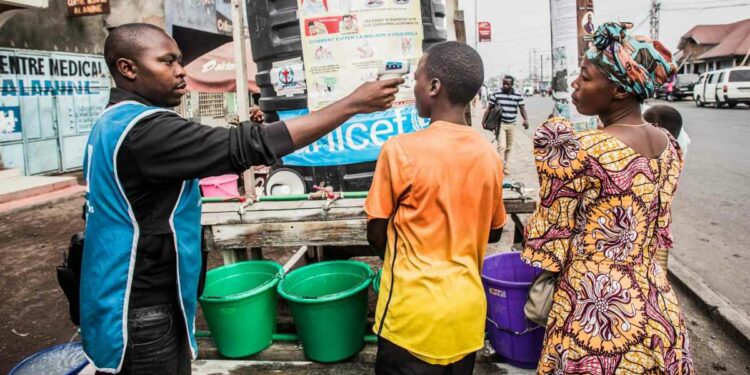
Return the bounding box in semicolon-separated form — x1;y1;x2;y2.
483;75;529;174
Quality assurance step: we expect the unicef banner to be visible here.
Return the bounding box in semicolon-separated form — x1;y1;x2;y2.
279;105;428;166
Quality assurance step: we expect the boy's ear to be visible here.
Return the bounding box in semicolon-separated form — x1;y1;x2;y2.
429;78;441;98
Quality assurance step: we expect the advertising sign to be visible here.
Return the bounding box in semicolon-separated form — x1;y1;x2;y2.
478;22;491;42
297;0;424;111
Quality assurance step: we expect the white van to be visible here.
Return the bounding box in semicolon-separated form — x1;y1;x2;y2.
694;67;750;108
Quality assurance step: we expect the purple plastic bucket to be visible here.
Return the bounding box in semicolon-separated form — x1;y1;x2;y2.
481;252;545;369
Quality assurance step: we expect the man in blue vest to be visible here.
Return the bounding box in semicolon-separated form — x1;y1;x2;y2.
82;23;402;374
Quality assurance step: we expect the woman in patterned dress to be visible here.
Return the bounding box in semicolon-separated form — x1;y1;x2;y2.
522;22;694;374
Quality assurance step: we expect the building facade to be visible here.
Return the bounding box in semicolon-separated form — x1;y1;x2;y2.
676;18;750;74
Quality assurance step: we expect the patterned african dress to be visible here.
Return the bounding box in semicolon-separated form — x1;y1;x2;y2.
522;118;694;375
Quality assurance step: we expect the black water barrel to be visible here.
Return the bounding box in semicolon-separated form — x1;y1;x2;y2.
247;0;447;120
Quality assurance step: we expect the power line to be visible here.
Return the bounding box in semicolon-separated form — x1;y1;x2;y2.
662;2;750;10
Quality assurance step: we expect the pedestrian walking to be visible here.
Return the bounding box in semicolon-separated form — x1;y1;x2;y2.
483;75;529;174
366;42;506;374
522;22;693;374
80;23;401;374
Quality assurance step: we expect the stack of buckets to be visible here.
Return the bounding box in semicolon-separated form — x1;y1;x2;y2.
199;260;373;362
198;253;545;367
481;252;546;369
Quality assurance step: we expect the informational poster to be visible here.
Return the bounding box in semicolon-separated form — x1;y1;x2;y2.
297;0;423;111
549;0;596;131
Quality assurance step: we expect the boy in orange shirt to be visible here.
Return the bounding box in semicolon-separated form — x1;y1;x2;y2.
365;41;507;374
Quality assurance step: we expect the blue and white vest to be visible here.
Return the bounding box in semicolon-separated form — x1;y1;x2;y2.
81;101;202;372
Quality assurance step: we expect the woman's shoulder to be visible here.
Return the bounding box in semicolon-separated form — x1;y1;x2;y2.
533;117;591;179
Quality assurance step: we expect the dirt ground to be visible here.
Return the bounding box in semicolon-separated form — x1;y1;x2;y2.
1;195;749;374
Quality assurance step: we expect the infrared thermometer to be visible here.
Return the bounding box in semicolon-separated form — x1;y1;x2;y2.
378;60;410;80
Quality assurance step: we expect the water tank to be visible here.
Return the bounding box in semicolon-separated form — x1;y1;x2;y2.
247;0;447;191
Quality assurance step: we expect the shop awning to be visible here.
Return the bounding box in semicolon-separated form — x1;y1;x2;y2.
184;39;260;93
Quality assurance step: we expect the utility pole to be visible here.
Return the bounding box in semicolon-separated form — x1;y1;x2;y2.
539;53;544;87
231;0;255;197
650;0;661;40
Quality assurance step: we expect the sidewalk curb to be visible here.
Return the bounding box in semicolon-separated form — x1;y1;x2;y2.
668;255;750;351
0;186;85;215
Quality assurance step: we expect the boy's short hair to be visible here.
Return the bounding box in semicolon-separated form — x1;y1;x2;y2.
104;23;167;76
503;75;514;85
424;41;484;106
643;104;682;138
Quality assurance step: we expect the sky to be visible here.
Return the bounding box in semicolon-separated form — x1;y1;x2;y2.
458;0;750;83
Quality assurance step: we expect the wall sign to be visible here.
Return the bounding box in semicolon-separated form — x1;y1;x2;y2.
67;0;110;17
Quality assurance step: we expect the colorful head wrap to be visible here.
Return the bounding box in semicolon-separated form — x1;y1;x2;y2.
585;22;677;100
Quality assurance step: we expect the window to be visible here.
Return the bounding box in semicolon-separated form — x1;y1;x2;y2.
716;72;725;84
729;69;750;82
708;74;715;84
198;92;226;118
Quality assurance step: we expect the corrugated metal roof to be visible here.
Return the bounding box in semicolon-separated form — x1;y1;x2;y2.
678;18;750;60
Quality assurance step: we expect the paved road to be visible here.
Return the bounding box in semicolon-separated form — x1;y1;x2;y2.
519;96;750;314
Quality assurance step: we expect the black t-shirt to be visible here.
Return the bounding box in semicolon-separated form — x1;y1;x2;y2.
106;88;294;307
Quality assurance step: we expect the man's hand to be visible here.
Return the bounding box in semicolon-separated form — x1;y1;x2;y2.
342;78;403;114
249;106;264;123
523;120;529;129
284;78;404;150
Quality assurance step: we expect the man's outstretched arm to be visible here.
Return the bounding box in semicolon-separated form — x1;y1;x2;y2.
285;78;403;149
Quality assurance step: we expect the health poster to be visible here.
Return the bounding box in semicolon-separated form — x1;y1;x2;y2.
297;0;423;111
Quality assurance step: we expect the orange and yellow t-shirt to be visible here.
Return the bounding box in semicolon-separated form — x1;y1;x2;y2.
365;121;507;365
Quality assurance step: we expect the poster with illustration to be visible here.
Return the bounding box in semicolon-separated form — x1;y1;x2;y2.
297;0;423;111
550;0;596;131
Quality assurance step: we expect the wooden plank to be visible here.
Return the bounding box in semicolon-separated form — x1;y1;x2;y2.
202;226;215;252
222;248;248;265
201;202;249;213
201;211;245;226
283;246;309;273
203;199;533;226
247;198;366;211
212;219;368;248
201;198;366;214
503;198;537;214
202;206;366;226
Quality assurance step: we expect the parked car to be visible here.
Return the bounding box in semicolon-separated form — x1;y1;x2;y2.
694;67;750;108
655;73;699;101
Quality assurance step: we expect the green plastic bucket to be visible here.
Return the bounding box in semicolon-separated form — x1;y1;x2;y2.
199;261;283;358
278;261;373;362
373;269;382;294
